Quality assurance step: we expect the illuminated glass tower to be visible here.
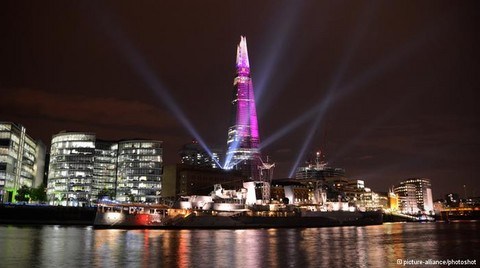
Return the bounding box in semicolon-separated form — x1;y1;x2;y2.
225;36;262;180
47;132;96;206
116;140;163;203
46;132;163;205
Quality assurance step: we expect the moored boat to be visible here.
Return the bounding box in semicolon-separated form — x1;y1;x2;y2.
94;184;383;229
94;201;169;228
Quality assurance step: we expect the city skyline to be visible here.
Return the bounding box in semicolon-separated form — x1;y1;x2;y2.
1;1;479;199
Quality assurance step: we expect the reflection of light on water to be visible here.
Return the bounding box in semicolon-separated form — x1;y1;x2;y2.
267;229;279;267
92;230;123;267
177;230;191;268
142;230;150;268
0;223;478;267
234;230;263;268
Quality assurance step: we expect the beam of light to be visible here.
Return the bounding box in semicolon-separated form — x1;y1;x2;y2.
318;10;458;169
286;91;336;178
89;6;221;168
254;1;307;115
261;2;377;151
287;106;327;178
287;2;379;177
226;157;245;170
261;3;441;154
224;138;239;169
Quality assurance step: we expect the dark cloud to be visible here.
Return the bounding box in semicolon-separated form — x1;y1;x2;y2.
1;88;177;131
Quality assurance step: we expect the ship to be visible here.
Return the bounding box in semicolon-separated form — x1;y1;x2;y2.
94;201;169;228
94;184;383;229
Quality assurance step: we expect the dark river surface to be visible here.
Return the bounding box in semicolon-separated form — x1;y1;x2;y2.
0;222;478;267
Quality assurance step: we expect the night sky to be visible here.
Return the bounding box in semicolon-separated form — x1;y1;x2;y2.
1;1;479;199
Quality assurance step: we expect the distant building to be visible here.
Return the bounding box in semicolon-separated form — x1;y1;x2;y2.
46;132;163;205
445;193;460;208
179;140;220;168
374;192;389;210
295;152;346;182
271;180;313;205
162;164;245;198
388;190;399;211
0;122;46;203
394;178;434;214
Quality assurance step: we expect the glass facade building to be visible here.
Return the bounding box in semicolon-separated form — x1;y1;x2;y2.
0;122;45;203
93;140;118;198
47;132;96;206
225;36;262;180
47;132;163;205
116;140;163;203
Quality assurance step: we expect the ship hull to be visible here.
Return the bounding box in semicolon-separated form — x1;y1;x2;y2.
94;212;165;229
160;210;382;229
94;206;383;229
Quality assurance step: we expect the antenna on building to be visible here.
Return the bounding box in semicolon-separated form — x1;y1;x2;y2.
315;151;321;168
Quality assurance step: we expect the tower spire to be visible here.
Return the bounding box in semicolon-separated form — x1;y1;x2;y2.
236;36;250;69
225;36;262;180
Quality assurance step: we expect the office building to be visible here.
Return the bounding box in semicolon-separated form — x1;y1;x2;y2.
0;122;45;203
46;132;163;205
394;178;434;214
93;140;118;198
116;140;163;203
47;132;96;206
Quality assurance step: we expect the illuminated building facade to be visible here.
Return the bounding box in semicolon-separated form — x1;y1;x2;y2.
47;132;96;206
0;122;45;203
388;190;399;211
179;140;220;168
394;178;434;214
47;132;163;205
93;140;118;198
116;140;163;203
225;36;262;180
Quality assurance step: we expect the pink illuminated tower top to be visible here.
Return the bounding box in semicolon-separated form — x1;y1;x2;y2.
225;36;261;180
236;36;250;71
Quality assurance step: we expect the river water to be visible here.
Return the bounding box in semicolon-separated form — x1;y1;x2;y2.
0;222;478;267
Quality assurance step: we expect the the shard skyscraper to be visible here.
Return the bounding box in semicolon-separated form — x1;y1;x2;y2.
225;36;262;180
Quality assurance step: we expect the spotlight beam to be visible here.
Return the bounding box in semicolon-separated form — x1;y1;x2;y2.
261;10;438;152
287;109;325;178
287;2;380;176
255;2;309;114
90;7;221;168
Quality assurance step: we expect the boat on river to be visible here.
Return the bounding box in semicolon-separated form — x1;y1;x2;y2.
94;201;169;228
94;184;383;229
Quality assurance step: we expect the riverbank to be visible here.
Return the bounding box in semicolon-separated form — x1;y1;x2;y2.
0;204;95;225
